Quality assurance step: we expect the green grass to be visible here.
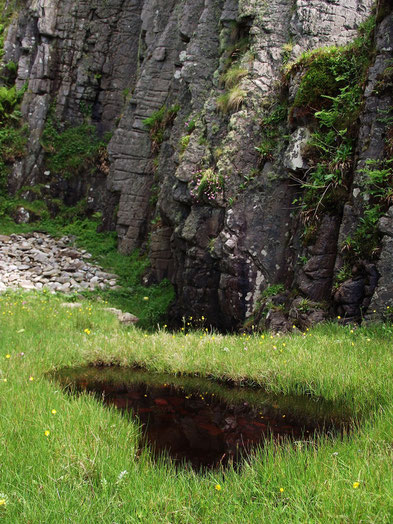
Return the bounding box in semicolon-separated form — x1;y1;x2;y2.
0;292;393;522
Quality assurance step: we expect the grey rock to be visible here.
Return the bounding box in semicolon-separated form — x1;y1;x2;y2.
0;233;121;294
19;280;35;290
153;47;166;61
283;127;310;172
14;208;31;224
103;307;139;325
60;302;83;309
118;312;139;325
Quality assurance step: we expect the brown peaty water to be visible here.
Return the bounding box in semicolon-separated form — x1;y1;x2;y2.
52;366;352;470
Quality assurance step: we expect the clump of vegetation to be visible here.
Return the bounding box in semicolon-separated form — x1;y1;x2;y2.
334;263;353;289
0;85;28;218
220;20;251;73
184;117;196;134
0;0;16;59
261;284;285;298
216;20;251;115
178;116;197;157
281;41;293;65
220;65;248;89
255;101;288;161
190;168;225;204
286;16;375;115
0;85;21;119
0;4;29;218
216;85;246;114
341;158;393;261
178;134;191;156
288;16;376;224
41;116;110;180
143;104;180;153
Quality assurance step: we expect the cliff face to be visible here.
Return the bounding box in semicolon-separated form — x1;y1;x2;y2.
2;0;393;329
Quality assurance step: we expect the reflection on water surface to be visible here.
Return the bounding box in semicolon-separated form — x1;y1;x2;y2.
52;366;352;470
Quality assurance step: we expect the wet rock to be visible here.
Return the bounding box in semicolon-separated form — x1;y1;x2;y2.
334;279;365;305
335;263;379;321
298;215;341;302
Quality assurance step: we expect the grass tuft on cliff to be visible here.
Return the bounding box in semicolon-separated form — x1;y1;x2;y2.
0;292;393;522
216;86;246;114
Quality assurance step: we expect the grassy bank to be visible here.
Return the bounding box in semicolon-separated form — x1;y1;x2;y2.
1;291;393;522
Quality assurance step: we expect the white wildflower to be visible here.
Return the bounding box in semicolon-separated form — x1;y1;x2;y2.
116;470;128;483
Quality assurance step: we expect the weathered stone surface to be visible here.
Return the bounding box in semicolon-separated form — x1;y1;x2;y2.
297;215;341;302
283;128;311;172
367;207;393;317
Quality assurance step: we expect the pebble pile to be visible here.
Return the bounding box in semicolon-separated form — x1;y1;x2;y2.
0;232;119;293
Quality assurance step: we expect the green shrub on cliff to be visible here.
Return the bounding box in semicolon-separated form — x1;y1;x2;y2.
0;84;28;216
41;118;110;179
287;16;376;223
143;104;180;152
287;16;375;114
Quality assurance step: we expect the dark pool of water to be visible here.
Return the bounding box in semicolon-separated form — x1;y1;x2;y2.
51;366;352;470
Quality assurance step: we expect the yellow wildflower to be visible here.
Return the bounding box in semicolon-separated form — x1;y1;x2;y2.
44;430;50;437
215;484;221;491
51;409;57;415
353;482;360;489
